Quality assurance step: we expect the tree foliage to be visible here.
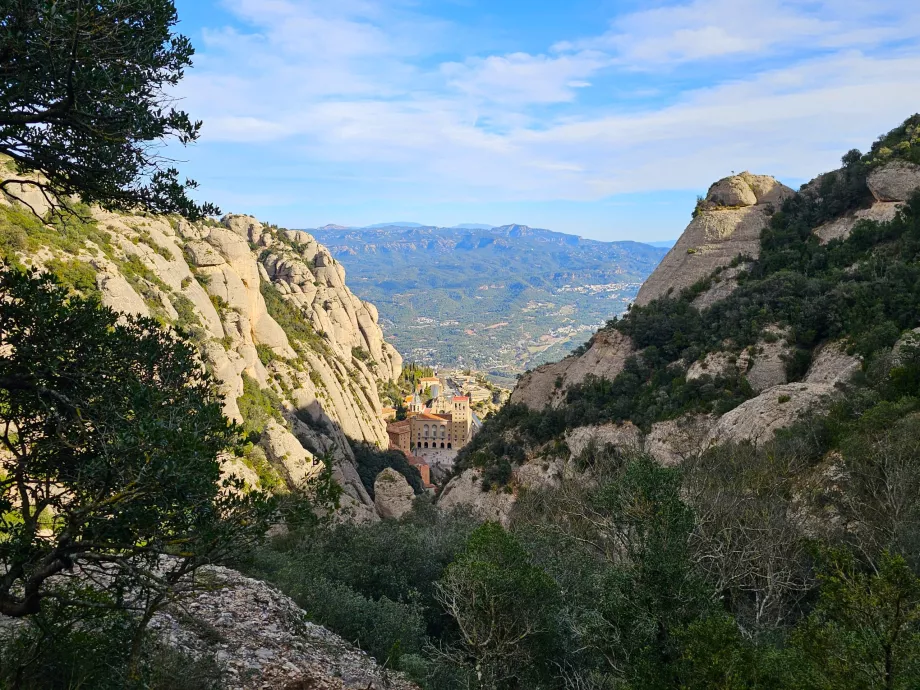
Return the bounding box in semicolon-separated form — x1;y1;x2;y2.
0;0;217;218
0;269;274;625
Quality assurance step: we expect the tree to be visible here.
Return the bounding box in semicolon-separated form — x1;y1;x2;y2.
790;551;920;690
435;522;559;688
0;270;273;646
0;0;218;218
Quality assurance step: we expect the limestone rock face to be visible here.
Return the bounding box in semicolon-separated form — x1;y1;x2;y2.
867;160;920;202
96;270;149;317
745;329;792;393
805;342;861;385
438;469;516;526
692;263;750;310
709;383;836;446
511;330;633;410
813;202;901;244
686;350;750;381
373;468;415;519
566;422;642;458
645;415;714;465
0;188;403;520
635;172;793;307
151;565;419;690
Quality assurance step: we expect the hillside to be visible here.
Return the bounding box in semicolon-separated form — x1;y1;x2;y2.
309;223;667;378
0;167;404;522
450;115;920;519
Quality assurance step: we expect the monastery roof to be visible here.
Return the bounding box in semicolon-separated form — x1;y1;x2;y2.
387;419;411;432
452;396;469;402
419;376;440;383
415;412;452;421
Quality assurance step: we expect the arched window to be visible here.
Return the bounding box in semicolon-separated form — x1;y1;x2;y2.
440;442;445;448
424;424;429;436
423;442;428;448
447;443;452;449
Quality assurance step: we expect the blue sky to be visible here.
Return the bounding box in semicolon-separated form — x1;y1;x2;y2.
170;0;920;241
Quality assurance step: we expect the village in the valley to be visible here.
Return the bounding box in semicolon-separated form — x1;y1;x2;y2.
382;372;510;487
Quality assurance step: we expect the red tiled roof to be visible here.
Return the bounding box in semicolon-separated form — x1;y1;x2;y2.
387;419;411;432
452;396;469;402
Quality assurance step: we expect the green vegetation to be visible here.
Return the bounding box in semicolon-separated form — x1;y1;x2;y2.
463;118;920;480
260;280;332;357
0;202;113;262
0;269;274;676
256;343;276;366
311;224;666;374
43;257;98;298
236;372;285;439
235;503;478;671
0;607;223;690
237;443;284;492
0;0;217;218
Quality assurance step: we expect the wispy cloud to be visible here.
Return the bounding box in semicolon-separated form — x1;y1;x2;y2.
178;0;920;211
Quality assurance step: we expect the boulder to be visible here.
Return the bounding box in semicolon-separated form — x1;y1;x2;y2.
222;214;264;243
185;240;225;267
707;175;757;207
709;383;836;446
635;173;793;308
438;469;516;526
645;415;715;465
745;330;791;393
373;468;415;519
867;160;920;202
804;341;861;385
96;271;149;317
565;422;642;458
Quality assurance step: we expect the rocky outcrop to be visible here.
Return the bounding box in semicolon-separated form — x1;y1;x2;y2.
805;341;861;385
813;201;901;244
374;468;415;519
867;160;920;202
565;422;642;458
812;161;920;244
438;469;516;526
151;565;418;690
511;330;632;410
635;172;794;307
0;187;403;519
745;328;792;393
708;383;836;446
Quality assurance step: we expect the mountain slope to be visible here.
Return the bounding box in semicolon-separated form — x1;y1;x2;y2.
0;178;403;520
449;115;920;521
309;223;667;376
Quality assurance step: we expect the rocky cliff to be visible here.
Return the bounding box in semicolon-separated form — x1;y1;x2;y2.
459;124;920;523
0;176;402;519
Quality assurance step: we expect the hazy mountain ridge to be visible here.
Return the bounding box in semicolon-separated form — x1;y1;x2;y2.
309;223;667;378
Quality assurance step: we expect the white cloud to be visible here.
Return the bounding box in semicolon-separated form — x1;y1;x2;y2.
441;51;610;105
572;0;920;67
179;0;920;207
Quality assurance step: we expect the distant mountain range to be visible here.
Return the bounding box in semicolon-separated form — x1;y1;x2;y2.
307;223;668;380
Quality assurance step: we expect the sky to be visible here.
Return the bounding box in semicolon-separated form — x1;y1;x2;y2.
169;0;920;242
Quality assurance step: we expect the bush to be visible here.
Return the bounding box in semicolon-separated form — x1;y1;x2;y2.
0;607;223;690
236;372;284;438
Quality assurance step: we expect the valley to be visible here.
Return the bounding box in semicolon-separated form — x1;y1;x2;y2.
309;223;667;382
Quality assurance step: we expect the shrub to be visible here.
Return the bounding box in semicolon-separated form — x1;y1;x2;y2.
236;373;284;438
